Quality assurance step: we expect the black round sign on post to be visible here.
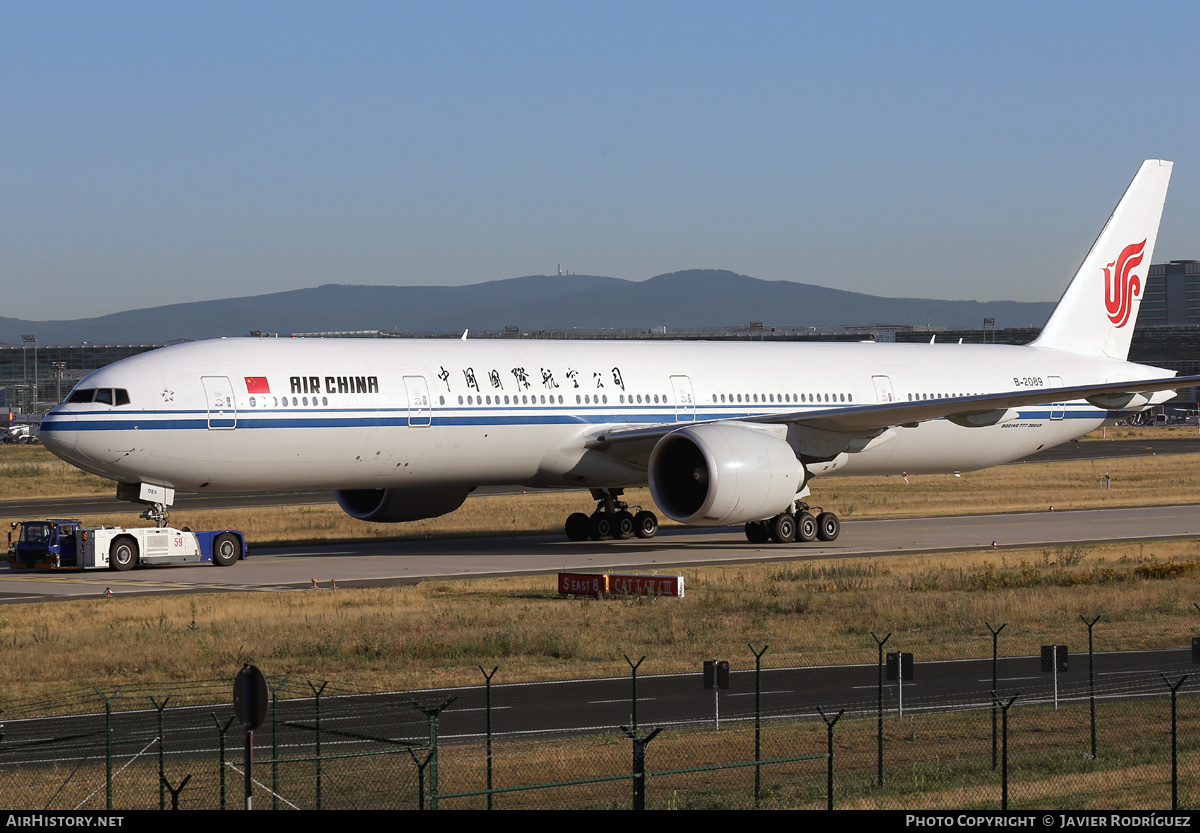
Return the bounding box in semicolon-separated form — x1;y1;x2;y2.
234;663;268;730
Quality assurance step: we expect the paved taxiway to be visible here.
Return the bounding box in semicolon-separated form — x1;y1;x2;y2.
1;504;1196;603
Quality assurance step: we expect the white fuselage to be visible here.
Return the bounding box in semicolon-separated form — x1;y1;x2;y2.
39;336;1160;495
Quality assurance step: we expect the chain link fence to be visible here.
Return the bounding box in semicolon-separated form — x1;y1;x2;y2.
3;634;1199;810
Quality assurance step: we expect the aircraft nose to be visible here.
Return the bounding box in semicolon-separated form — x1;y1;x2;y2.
39;410;77;455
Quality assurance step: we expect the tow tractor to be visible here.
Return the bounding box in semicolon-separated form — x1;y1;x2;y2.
7;518;247;571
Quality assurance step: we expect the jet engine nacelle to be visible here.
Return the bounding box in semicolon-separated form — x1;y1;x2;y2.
648;424;804;526
335;486;471;523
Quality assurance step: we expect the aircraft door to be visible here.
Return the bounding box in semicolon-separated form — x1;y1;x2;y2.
1048;376;1065;420
404;376;432;427
871;375;896;403
671;375;696;421
201;376;237;429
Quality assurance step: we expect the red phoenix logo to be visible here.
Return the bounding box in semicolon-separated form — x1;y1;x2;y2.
1103;239;1145;328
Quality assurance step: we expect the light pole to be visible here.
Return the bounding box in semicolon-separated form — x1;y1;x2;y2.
20;335;35;414
51;362;66;405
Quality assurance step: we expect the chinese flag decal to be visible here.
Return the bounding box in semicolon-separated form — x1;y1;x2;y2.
244;377;270;394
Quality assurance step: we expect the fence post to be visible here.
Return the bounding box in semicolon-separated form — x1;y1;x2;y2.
410;697;456;811
872;631;891;787
211;714;236;811
992;692;1019;811
149;696;171;810
267;675;290;811
306;680;328;810
625;655;646;734
621;725;662;810
818;707;844;811
1162;674;1189;812
408;748;435;810
749;643;769;808
478;665;499;810
94;687;123;811
986;623;1006;770
1081;615;1101;759
162;774;191;810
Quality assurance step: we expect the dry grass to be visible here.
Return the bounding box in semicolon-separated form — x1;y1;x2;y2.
1082;425;1199;441
6;433;1200;810
814;452;1200;521
0;446;113;500
4;539;1200;705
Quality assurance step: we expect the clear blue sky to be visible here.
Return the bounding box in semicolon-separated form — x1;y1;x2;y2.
3;1;1198;320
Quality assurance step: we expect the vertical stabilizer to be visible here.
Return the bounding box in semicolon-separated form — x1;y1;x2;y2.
1032;159;1172;359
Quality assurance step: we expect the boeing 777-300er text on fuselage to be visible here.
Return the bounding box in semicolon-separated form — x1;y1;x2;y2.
39;160;1200;546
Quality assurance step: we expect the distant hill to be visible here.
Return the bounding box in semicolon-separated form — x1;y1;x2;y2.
0;270;1056;344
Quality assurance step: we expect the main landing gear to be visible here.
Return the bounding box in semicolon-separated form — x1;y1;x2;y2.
744;502;840;545
565;489;658;541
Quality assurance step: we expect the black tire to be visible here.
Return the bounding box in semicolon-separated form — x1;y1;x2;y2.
109;536;138;571
816;512;840;542
565;512;591;541
770;513;796;544
589;512;613;540
213;533;241;566
633;510;658;539
745;521;771;544
796;512;817;542
612;510;635;540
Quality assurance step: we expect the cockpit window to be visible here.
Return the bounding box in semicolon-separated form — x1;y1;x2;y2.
64;388;130;406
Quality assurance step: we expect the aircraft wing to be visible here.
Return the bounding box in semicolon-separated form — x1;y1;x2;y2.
585;373;1200;454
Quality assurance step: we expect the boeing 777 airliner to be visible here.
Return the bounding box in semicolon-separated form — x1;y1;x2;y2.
39;160;1198;546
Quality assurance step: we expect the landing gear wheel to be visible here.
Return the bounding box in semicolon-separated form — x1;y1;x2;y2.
213;533;240;566
633;510;658;539
770;513;796;544
612;510;635;540
816;512;840;542
110;536;138;571
590;512;613;540
565;512;591;541
745;521;771;544
796;512;817;543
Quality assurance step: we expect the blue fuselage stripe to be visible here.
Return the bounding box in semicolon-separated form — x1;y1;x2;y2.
38;404;1111;433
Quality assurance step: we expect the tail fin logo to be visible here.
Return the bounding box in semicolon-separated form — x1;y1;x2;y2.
1103;239;1146;328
